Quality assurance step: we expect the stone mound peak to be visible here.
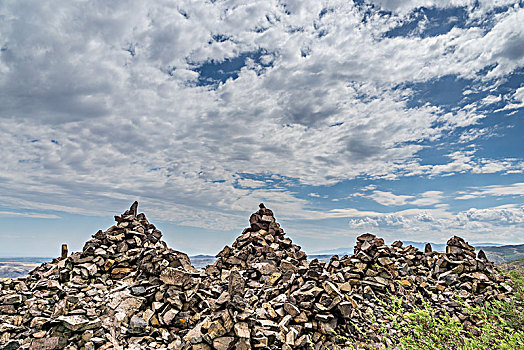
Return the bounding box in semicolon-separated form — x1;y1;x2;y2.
0;202;514;350
205;203;308;285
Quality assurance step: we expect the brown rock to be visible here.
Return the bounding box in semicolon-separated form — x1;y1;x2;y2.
234;322;250;338
213;336;235;350
228;270;245;297
30;337;66;350
160;267;192;287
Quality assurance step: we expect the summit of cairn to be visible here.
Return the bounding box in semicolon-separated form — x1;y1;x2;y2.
0;203;514;350
205;203;308;285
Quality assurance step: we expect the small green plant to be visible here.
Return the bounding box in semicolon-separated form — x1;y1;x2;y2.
381;267;524;350
331;267;524;350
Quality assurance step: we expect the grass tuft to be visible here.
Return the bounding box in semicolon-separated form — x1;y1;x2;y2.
331;265;524;349
383;267;524;350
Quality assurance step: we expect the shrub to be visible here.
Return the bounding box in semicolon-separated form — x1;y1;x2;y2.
383;267;524;350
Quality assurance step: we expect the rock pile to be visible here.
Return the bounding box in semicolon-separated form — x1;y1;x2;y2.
0;203;513;350
0;202;199;350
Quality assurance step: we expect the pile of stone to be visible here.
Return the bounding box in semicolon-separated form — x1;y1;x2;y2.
0;203;513;350
0;202;200;350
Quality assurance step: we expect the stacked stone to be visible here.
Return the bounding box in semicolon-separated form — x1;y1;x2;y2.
0;202;200;350
191;204;315;349
0;203;514;350
205;204;308;283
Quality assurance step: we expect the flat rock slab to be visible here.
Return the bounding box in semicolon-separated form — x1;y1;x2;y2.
30;337;66;350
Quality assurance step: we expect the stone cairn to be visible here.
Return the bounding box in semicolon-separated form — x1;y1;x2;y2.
0;203;513;350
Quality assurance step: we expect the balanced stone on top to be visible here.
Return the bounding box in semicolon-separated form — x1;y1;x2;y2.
478;249;487;261
357;233;376;242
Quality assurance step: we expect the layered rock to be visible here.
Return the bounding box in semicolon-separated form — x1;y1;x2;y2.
0;203;513;350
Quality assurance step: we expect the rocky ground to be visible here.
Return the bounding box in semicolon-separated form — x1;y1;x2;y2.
0;203;515;350
498;257;524;272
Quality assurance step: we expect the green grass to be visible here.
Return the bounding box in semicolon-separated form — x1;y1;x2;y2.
382;268;524;350
332;266;524;350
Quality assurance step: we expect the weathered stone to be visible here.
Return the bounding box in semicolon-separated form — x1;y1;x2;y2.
357;233;376;242
56;315;89;331
228;270;245;297
213;336;235;350
160;267;192;287
207;320;227;339
338;302;352;318
184;320;205;343
234;322;250;338
339;282;352;292
163;308;178;326
477;250;487;260
252;262;277;275
1;294;22;305
322;281;342;298
283;303;300;317
191;344;211;350
29;337;66;350
129;315;147;334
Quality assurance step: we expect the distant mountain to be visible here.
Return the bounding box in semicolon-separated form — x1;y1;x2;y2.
0;261;39;278
403;241;447;252
190;254;215;259
308;254;333;263
473;243;505;247
2;242;522;278
189;255;215;269
0;257;52;263
312;241;518;258
311;247;353;256
476;244;524;264
0;257;53;279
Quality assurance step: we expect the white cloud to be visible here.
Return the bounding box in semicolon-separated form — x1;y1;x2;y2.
344;204;524;243
368;190;414;206
495;86;524;112
480;94;502;106
456;182;524;199
236;178;266;189
369;0;519;15
460;205;524;224
354;188;445;207
458;128;491;143
0;0;522;234
0;211;60;219
410;191;444;206
425;150;524;177
363;184;378;191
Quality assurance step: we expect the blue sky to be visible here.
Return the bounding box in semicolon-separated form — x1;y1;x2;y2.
0;0;523;256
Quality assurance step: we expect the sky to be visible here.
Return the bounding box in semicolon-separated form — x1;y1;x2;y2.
0;0;523;257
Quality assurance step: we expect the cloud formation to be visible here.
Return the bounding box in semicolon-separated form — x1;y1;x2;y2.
0;1;522;251
346;204;524;243
457;182;524;199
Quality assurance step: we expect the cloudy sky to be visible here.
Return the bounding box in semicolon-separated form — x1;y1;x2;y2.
1;0;523;257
